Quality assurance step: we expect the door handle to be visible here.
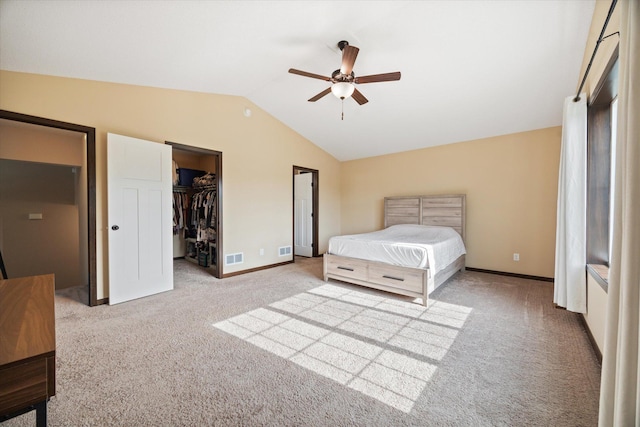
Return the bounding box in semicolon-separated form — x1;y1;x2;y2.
111;225;120;231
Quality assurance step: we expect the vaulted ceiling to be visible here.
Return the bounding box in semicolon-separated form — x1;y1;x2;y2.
0;1;595;161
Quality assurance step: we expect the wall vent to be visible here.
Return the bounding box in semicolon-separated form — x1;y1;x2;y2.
225;252;244;265
279;246;292;257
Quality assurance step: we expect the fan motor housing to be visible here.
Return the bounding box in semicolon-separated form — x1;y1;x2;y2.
331;69;355;83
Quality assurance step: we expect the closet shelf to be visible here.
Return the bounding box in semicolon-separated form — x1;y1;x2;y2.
173;185;189;193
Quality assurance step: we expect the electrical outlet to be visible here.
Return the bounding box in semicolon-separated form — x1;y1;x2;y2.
513;253;520;261
259;248;264;256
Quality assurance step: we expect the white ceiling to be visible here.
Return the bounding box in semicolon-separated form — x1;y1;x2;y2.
0;0;595;161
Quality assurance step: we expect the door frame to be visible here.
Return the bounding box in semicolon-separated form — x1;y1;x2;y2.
292;166;319;258
0;109;98;305
165;141;223;278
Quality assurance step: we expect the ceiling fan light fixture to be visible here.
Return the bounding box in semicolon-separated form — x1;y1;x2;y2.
331;82;355;99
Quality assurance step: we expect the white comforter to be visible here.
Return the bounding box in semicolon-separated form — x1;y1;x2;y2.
327;224;466;275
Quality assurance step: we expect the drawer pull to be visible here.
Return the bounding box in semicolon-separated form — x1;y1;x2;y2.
382;275;404;282
337;266;354;271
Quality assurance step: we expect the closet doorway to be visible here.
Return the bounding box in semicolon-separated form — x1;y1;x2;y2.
167;141;223;278
293;166;318;258
0;110;97;305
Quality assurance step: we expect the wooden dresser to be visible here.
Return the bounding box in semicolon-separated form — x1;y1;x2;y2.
0;274;56;426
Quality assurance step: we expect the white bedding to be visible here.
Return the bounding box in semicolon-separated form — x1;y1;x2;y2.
327;224;466;275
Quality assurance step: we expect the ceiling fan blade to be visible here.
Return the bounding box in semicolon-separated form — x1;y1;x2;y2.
355;72;401;84
289;68;331;81
308;87;332;102
340;45;359;75
352;88;369;105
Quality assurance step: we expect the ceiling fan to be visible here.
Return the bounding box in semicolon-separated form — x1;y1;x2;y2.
288;40;401;108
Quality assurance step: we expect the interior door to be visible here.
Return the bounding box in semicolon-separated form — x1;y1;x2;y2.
107;133;173;304
294;172;313;257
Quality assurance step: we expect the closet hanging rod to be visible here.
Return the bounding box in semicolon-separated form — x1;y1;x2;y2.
574;0;618;102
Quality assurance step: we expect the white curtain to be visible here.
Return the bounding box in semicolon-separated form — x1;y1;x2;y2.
554;94;587;313
599;0;640;425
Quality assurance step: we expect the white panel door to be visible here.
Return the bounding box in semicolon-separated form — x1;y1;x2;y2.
294;173;313;257
107;133;173;304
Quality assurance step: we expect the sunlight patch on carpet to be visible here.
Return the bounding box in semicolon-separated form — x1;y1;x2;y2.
213;284;472;413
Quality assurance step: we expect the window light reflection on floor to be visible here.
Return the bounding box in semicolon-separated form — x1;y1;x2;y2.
213;284;472;413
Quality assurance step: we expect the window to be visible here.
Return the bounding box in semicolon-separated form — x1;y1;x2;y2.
586;49;619;287
609;97;618;258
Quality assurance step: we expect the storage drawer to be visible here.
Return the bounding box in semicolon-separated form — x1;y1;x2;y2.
325;255;368;281
0;357;48;415
368;263;424;293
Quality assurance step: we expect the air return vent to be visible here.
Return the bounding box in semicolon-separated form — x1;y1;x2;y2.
279;246;292;257
225;253;244;266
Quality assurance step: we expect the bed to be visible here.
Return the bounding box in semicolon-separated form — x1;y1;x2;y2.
323;194;466;306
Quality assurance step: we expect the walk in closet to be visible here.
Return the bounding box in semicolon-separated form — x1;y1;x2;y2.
170;143;221;276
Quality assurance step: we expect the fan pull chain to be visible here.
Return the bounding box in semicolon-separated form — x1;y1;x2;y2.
341;99;344;121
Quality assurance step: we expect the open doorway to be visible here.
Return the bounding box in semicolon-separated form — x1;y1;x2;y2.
293;166;318;258
0;110;97;305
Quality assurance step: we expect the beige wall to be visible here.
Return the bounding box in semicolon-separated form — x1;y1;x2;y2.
0;70;342;300
338;0;621;284
585;274;607;351
340;127;561;278
577;0;621;353
576;0;620;100
0;1;618;301
0;120;85;166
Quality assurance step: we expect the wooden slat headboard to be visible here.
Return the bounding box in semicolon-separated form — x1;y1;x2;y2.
384;194;466;242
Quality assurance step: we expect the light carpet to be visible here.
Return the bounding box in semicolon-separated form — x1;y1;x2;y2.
4;257;600;426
